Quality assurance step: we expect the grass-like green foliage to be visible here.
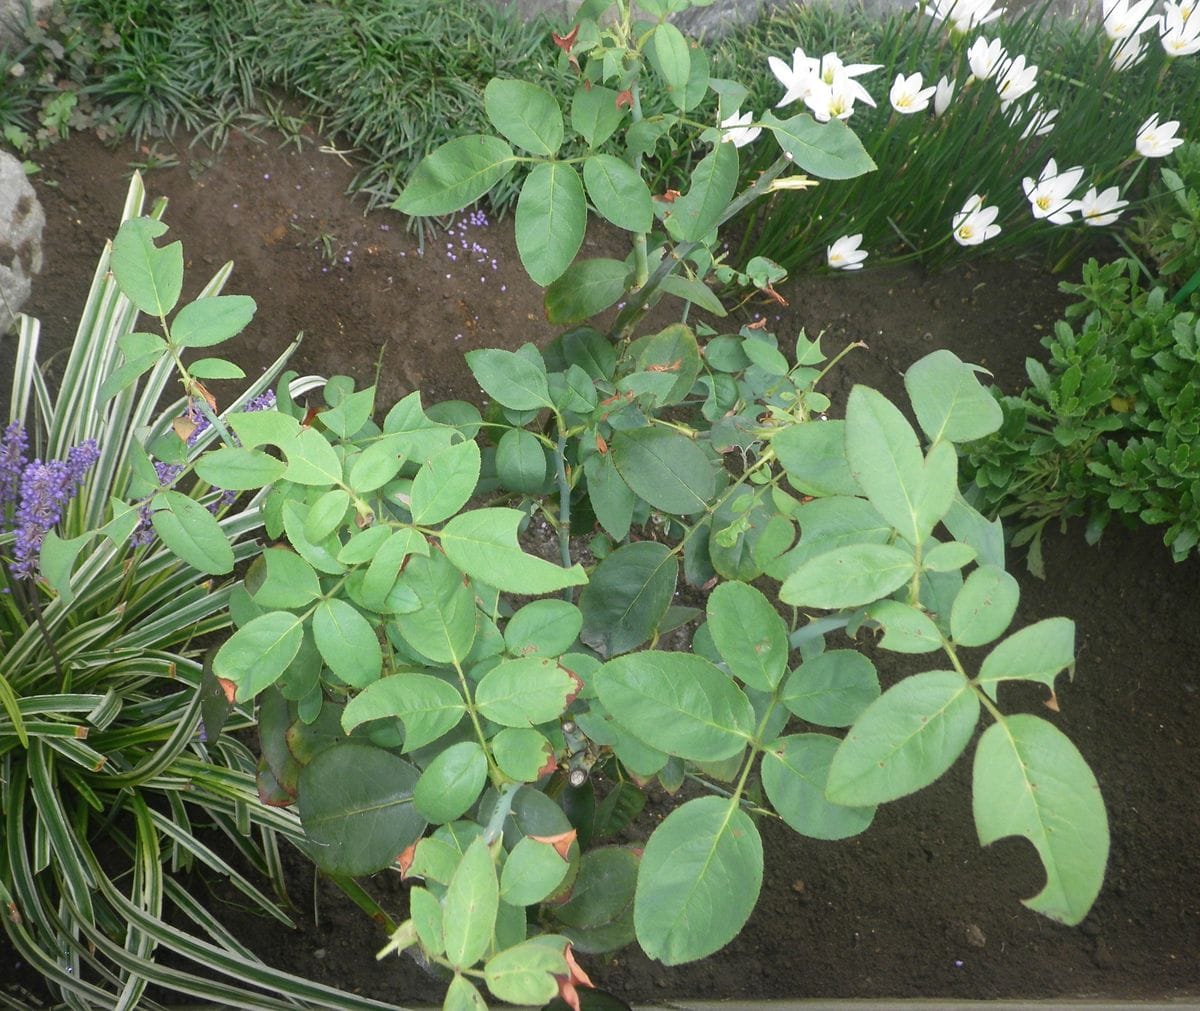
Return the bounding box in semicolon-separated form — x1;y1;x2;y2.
0;175;396;1009
964;255;1200;571
1129;141;1200;294
714;0;1200;271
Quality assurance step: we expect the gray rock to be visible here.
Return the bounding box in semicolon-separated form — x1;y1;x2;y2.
0;150;44;335
0;0;53;56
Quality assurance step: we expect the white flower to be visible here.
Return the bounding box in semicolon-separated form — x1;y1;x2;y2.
952;194;1002;246
1110;33;1150;68
889;72;937;113
924;0;1007;33
1160;3;1200;55
1010;98;1059;138
996;53;1038;108
769;47;820;108
719;109;761;148
1022;158;1085;224
934;75;956;116
827;233;868;270
816;51;882;84
1102;0;1158;38
1077;185;1129;226
804;75;874;122
1136;113;1184;157
967;36;1008;80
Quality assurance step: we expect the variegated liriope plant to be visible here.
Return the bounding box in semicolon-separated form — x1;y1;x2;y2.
38;5;1108;1011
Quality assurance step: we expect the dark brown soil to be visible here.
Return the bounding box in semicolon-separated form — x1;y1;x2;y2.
5;127;1199;1007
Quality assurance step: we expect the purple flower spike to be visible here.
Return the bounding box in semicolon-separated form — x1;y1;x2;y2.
10;439;98;578
0;421;29;514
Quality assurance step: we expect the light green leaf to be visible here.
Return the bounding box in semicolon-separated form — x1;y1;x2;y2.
973;715;1108;925
170;295;256;348
636;323;702;407
439;508;587;594
444;975;486;1011
194;446;285;490
227;408;301;449
515;162;587;286
657;273;727;316
596;651;754;761
391;552;478;664
647;23;691;108
349;436;405;493
504;599;581;657
492;728;555;782
38;531;91;603
611;427;718;515
583;154;652;233
282;499;345;575
950;564;1019;647
582;451;635;542
634;796;762;965
483;936;567;1005
579;541;677;657
465;346;551;411
544;258;629;324
253;547;321;608
412;888;445;954
475;657;580;727
866;599;943;653
762;734;875;840
111;216;183;316
313;598;383;688
664;141;737;242
443;838;499;969
977;617;1075;701
360;527;427;607
283;427;343;486
187;356;245;380
410;439;482;525
484;78;564;156
213;611;304;701
341;673;466;752
394;135;518;217
414;741;488;824
826;670;979;805
571;83;624;147
500;836;571;906
150;490;235;574
779;542;916;609
772;420;858;497
904;349;1003;444
781;649;879;727
298;743;425;875
705;581;788;691
924;540;977;572
495;429;547;494
944;494;1005;569
761;111;876;179
320;386;375;439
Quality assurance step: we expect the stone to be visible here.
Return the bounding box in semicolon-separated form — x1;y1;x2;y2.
0;149;45;335
0;0;54;56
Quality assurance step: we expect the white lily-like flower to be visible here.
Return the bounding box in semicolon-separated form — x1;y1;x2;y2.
1160;3;1200;55
1010;97;1059;138
1022;158;1085;224
996;53;1038;108
1110;33;1150;68
1077;186;1129;226
967;36;1008;79
1136;113;1185;157
1102;0;1158;38
952;194;1002;246
719;109;761;148
890;72;937;113
923;0;1007;33
934;75;956;116
804;75;874;121
827;233;868;270
769;47;820;108
816;51;882;85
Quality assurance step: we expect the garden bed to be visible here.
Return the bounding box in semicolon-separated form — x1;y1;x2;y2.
4;128;1199;1006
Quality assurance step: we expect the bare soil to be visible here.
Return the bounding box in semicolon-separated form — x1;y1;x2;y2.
4;127;1198;1007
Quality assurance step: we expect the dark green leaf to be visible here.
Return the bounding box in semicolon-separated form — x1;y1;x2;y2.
611;428;718;515
579;541;676;657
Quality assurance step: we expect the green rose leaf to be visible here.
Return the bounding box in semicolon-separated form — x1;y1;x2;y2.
413;741;488;824
213;611;304;702
950;564;1020;647
252;547;321;609
483;936;567;1005
779;542;916;609
545;258;629;324
187;356;245;380
515;162;587;286
571;83;624;147
904;349;1003;444
444;975;486;1011
304;488;350;542
635;796;762;965
465;346;552;412
762;734;876;840
504;599;582;657
924;540;977;572
611;427;719;516
705;581;789;691
772;420;859;497
500;836;571;907
826;670;979;806
341;673;466;752
194;446;285;490
475;657;580;727
227;408;301;449
973;715;1108;925
583;154;653;233
439;508;587;594
349;436;405;494
150;490;235;574
484;78;564;156
393;135;518;217
664;140;737;242
443;838;499;969
582;451;635;542
646;23;691;108
171;294;256;348
298;743;424;875
312;598;383;688
360;528;427;607
866;599;943;653
781;649;879;727
410;439;482;525
761;111;876;179
976;617;1075;701
495;429;548;494
492;728;555;782
391;552;478;664
596;651;754;762
578;540;676;657
111;216;183;317
38;531;92;604
283;427;343;486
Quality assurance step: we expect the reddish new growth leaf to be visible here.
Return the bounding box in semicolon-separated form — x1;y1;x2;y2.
645;359;682;373
217;677;237;704
616;89;634;109
1044;690;1061;713
595;432;608;454
395;842;418;878
301;405;323;428
554;944;595;1011
762;284;789;307
529;828;577;861
654;188;681;203
552;24;579;53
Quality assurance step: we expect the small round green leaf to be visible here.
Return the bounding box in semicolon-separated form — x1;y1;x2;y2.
414;741;488;824
312;598;382;688
171;295;256;348
500;836;571;906
475;657;580;727
762;734;875;840
341;673;465;752
904;349;1004;444
611;427;719;516
194;446;286;491
443;838;499;969
781;649;880;727
410;439;481;525
483;936;567;1005
504;599;582;657
492;727;555;782
779;542;916;610
950;564;1020;647
495;429;548;494
150;490;235;574
252;547;321;609
213;610;304;701
583;154;653;233
705;581;789;691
